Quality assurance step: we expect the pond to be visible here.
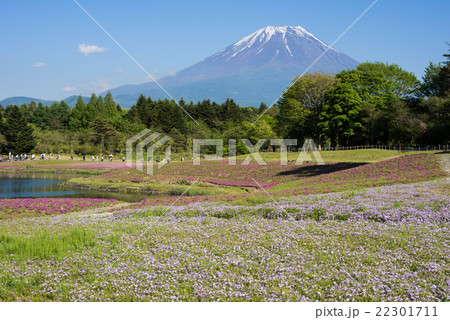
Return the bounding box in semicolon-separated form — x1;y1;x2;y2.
0;172;147;202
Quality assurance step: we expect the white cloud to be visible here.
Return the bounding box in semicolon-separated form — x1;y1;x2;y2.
167;70;177;77
33;62;45;67
141;75;156;82
113;68;123;73
78;44;108;56
62;86;77;92
79;79;111;94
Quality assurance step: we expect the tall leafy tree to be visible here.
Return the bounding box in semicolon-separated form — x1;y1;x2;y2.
386;101;426;144
418;96;450;144
277;72;336;144
438;45;450;97
338;62;420;108
319;83;363;147
337;62;420;144
419;62;443;97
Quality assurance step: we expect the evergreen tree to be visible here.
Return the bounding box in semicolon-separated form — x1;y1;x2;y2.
4;105;36;153
85;93;99;124
68;96;88;130
31;102;49;129
0;110;5;152
104;92;120;118
259;102;268;114
48;101;71;130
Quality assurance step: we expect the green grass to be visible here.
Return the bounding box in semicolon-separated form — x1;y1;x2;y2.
244;149;437;163
0;168;105;175
0;228;106;261
169;187;216;196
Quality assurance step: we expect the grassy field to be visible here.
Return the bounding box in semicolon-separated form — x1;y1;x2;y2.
0;179;448;301
59;153;446;207
238;149;437;163
0;150;448;301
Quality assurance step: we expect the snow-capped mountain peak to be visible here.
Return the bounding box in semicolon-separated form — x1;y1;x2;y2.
210;25;339;66
105;25;358;107
234;26;310;47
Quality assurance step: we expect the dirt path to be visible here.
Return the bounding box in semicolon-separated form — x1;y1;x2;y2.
69;202;130;218
437;154;450;175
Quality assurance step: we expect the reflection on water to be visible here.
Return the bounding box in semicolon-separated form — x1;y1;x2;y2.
0;173;146;202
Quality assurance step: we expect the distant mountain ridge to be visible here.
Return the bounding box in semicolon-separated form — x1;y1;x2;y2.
0;96;90;108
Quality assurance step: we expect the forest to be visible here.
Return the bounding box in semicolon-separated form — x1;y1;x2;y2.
0;49;449;156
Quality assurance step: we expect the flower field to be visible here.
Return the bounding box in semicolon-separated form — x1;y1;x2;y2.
111;154;445;207
84;154;445;190
0;179;448;301
0;198;118;219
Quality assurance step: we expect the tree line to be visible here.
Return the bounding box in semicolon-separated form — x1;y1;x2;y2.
276;48;450;148
0;47;449;155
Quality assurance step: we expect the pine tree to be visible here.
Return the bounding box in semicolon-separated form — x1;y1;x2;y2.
68;96;87;130
4;105;36;153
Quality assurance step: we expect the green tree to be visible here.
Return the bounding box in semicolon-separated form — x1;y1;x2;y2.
259;102;268;114
31;102;50;129
387;101;426;144
319;83;363;147
418;96;450;144
0;132;6;152
85;93;99;124
68;96;88;130
104;92;121;120
338;62;420;108
337;62;420;144
420;62;443;97
438;45;450;97
4;105;36;153
91;117;117;152
277;73;336;144
0;110;5;152
48;101;71;129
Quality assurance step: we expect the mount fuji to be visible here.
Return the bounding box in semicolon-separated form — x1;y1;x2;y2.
109;26;359;107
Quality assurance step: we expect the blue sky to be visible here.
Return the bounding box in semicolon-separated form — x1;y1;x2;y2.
1;0;449;101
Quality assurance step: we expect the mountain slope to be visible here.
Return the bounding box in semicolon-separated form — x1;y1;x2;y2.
0;96;54;107
0;96;90;108
107;26;358;107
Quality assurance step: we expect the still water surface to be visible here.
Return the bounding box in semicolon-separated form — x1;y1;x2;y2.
0;173;146;202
